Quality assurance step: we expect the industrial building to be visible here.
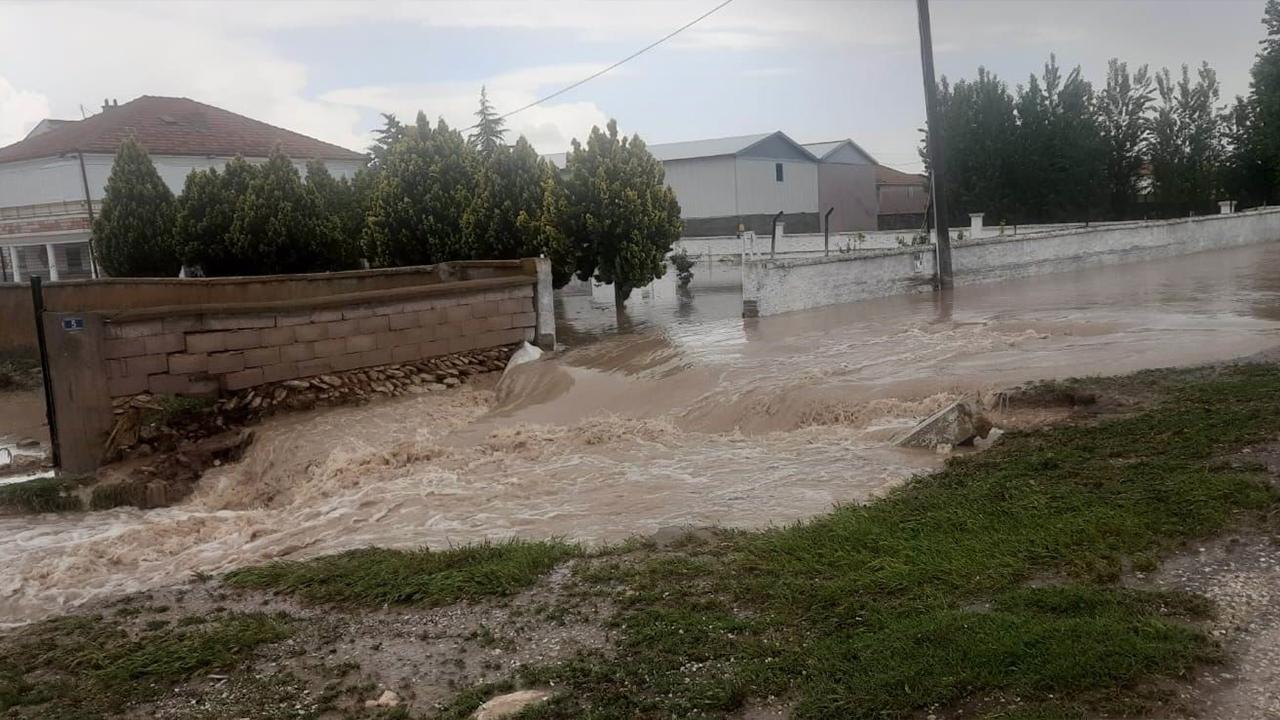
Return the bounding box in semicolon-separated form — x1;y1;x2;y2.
546;131;901;237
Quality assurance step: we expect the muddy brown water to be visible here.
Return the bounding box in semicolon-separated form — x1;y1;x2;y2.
4;242;1280;625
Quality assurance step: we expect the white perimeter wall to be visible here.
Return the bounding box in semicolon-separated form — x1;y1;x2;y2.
743;207;1280;317
0;154;365;208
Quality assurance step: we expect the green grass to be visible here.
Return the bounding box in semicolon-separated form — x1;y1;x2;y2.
0;612;291;718
0;475;87;513
455;363;1280;720
224;539;581;607
143;393;216;426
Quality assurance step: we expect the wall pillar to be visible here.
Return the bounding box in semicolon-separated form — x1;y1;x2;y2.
9;246;22;283
522;257;556;350
43;311;112;473
45;244;60;281
969;212;985;239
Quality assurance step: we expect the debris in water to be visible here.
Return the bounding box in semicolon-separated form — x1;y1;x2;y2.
365;689;402;708
897;401;994;450
473;689;552;719
503;341;544;377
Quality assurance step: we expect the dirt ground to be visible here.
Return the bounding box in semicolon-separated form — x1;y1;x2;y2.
91;565;614;719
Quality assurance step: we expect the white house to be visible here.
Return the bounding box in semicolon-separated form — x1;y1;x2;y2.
0;96;368;282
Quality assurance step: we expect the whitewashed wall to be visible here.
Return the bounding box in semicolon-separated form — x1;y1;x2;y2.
743;207;1280;317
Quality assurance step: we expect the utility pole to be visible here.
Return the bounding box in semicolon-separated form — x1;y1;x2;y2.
916;0;953;289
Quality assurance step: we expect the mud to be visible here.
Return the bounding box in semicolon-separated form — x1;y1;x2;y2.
1141;534;1280;719
3;242;1280;625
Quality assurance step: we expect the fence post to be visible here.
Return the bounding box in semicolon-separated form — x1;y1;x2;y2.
30;277;61;468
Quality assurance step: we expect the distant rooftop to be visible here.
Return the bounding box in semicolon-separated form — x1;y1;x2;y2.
0;95;367;164
876;164;927;186
801;139;878;165
542;131;816;169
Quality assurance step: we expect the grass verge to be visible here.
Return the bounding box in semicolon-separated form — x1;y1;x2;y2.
0;611;291;718
442;363;1280;720
224;539;581;607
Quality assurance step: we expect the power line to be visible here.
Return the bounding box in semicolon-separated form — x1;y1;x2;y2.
480;0;735;127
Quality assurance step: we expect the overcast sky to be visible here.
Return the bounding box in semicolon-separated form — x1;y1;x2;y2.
0;0;1270;172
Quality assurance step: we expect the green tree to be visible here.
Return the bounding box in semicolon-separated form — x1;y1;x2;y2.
1097;59;1155;218
304;160;364;267
1011;55;1105;223
562;119;683;306
1221;95;1273;208
226;147;348;274
369;113;406;168
93;136;180;277
364;114;478;266
1253;0;1280;185
174;156;258;276
463;136;572;284
1149;63;1222;213
468;86;508;155
934;69;1018;224
1222;1;1280;207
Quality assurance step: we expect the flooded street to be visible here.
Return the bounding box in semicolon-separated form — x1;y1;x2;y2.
4;242;1280;624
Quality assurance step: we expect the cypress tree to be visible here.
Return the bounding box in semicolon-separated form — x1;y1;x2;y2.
463;136;571;284
227;147;346;274
93;136;180;277
364;115;478;266
562;119;683;306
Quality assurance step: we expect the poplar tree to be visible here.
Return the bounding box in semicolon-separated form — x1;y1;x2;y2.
562;120;683;306
1098;59;1155;218
93;136;180;277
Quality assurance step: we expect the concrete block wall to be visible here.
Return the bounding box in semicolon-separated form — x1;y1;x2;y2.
743;207;1280;317
100;281;536;399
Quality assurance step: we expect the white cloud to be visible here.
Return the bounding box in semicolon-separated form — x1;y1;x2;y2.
740;67;796;79
0;3;369;151
321;64;614;153
0;76;50;147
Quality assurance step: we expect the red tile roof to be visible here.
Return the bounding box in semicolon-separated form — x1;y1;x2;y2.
875;164;927;187
0;96;367;164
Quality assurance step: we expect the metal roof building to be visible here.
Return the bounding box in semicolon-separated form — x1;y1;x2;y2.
545;131;883;236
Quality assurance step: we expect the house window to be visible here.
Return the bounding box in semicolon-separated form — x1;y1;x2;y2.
775;163;784;182
65;244;85;274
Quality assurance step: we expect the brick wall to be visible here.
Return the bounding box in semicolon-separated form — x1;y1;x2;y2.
1;259;530;356
99;279;536;399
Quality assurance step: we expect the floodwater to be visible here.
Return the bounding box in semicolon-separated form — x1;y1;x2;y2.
3;242;1280;624
0;388;49;486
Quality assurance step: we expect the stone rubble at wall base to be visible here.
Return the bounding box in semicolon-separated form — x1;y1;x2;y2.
105;344;520;463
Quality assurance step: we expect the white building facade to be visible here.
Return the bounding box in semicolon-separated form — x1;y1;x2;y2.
0;96;367;282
